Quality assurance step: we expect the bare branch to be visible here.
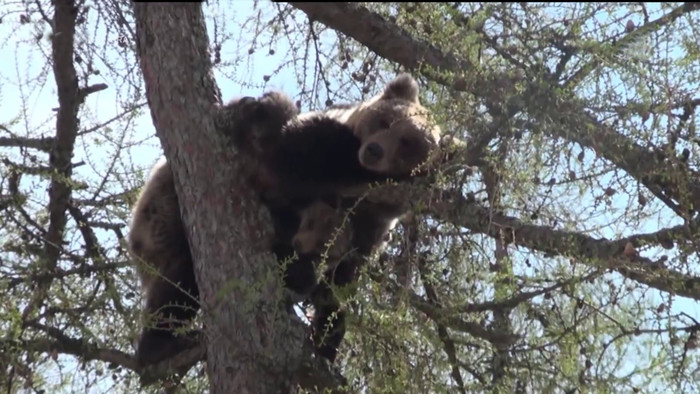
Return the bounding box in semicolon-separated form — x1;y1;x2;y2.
362;182;700;300
23;0;82;321
565;3;700;88
0;136;54;151
289;2;700;218
20;322;138;371
77;83;109;102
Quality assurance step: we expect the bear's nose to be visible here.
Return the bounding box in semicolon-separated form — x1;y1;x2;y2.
363;143;384;164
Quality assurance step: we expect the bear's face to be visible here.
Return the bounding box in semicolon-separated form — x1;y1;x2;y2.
348;74;442;177
292;200;352;257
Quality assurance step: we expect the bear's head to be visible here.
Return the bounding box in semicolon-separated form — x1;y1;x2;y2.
346;74;442;177
292;199;353;258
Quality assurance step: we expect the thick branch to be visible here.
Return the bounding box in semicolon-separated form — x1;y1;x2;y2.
522;89;700;219
289;2;700;216
435;190;700;300
139;343;207;386
22;0;81;322
20;322;138;371
363;182;700;300
289;2;469;74
19;338;137;371
0;136;54;151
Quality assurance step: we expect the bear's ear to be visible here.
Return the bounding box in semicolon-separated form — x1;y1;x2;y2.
381;73;419;103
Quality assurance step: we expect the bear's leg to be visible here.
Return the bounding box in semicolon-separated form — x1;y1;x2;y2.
310;254;363;363
308;200;401;362
272;241;319;301
136;253;200;367
267;203;320;300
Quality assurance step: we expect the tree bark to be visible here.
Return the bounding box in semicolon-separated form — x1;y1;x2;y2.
131;3;304;392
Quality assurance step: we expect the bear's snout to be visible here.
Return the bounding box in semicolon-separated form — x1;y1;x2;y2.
362;142;384;164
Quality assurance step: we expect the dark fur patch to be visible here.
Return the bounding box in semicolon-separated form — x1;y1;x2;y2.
258;116;409;209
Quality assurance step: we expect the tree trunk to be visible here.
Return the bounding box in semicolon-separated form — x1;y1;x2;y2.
131;3;303;392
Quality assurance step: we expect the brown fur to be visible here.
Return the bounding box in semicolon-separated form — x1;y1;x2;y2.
292;199;354;260
126;157;199;366
300;73;442;180
128;158;181;283
294;74;444;363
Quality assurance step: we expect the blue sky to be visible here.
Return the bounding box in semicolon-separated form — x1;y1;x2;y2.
1;1;698;392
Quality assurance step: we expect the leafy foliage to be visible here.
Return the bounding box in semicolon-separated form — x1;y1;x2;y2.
1;1;699;393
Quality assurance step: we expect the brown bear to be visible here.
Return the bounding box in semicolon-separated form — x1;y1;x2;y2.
126;157;200;367
225;73;443;363
278;73;443;363
297;72;442;183
306;73;443;363
127;91;302;367
292;199;354;261
127;72;443;366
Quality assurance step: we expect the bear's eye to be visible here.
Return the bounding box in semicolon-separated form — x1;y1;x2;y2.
378;119;391;129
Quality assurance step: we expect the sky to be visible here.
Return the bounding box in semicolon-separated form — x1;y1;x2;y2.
0;1;698;392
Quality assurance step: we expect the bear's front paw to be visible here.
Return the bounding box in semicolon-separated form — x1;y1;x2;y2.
236;96;269;122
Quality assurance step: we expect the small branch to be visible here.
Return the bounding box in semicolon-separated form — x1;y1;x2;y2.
67;203;106;261
77;83;108;103
77;102;147;136
8;261;128;288
21;322;138;371
565;3;700;88
459;270;603;314
0;136;54;151
409;291;520;346
418;258;467;394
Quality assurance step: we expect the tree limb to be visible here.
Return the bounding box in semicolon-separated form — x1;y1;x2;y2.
361;182;700;300
22;0;81;322
288;2;700;217
434;189;700;300
0;137;54;151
